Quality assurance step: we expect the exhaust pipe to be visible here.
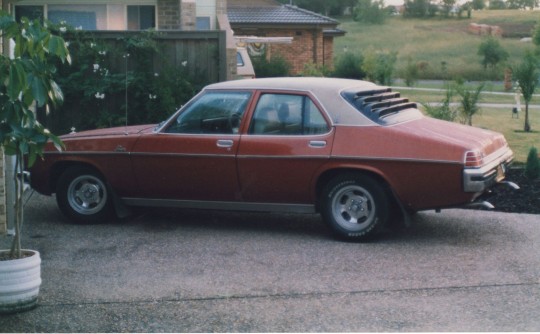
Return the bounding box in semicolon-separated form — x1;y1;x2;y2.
500;181;520;190
466;201;495;210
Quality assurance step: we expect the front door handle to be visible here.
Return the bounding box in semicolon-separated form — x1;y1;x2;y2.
217;139;234;148
309;140;327;148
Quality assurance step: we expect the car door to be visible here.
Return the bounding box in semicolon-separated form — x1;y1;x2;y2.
237;92;334;204
130;90;252;201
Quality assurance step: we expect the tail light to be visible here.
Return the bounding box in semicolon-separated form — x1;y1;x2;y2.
464;150;484;168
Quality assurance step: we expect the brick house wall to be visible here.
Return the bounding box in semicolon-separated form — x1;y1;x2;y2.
157;0;182;30
232;26;335;75
180;0;196;31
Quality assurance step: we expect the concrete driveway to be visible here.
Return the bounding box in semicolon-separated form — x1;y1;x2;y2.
1;194;539;332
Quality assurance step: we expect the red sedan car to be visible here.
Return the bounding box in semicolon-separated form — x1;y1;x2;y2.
30;78;516;240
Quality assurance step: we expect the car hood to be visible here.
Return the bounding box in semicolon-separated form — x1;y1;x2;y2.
60;124;156;139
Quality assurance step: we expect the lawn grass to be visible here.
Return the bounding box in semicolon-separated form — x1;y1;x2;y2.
334;10;538;81
474;107;540;164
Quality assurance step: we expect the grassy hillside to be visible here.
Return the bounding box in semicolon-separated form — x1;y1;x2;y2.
334;10;538;81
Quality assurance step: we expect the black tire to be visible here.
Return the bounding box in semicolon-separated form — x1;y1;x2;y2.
320;173;390;241
56;166;112;223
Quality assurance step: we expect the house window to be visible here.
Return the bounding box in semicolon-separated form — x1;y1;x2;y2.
196;17;210;30
127;6;156;30
15;5;44;22
48;5;107;30
14;4;156;31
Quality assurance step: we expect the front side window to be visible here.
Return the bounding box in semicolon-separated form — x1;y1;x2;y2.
249;94;329;135
165;91;252;134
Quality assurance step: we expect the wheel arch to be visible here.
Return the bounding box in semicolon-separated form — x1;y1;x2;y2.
314;167;405;220
49;160;107;194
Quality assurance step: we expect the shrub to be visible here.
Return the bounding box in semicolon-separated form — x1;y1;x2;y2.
403;57;420;87
362;49;398;85
455;81;485;126
47;29;204;134
422;84;458;121
300;62;330;77
332;52;366;79
251;52;290;78
533;21;540;55
525;147;540;180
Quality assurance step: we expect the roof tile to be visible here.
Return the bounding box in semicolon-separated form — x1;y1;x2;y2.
228;4;338;25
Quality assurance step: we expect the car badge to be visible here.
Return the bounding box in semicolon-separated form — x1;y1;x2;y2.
115;145;126;152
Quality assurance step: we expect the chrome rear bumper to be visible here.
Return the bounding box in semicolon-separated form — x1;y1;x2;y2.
463;148;514;193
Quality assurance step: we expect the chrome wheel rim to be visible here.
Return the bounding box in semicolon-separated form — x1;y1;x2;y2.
67;175;107;215
331;184;376;231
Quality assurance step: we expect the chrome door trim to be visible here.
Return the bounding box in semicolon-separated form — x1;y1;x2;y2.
122;198;316;214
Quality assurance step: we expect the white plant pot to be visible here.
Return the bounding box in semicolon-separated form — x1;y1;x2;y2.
0;249;41;314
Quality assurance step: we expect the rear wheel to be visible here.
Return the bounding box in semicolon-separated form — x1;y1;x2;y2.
56;166;112;223
320;173;389;241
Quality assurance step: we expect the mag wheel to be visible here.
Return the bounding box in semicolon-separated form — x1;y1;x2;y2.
321;173;389;241
56;166;112;223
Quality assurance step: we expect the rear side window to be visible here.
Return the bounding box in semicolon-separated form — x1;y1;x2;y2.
341;87;422;125
249;93;329;135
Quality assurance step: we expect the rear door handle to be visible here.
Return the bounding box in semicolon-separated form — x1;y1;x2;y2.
309;140;327;148
217;139;234;148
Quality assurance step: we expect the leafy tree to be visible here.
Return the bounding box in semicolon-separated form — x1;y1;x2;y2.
404;0;430;17
507;0;538;9
513;52;540;132
477;37;509;69
488;0;507;9
455;82;485;126
354;0;387;24
471;0;486;10
0;12;69;258
440;0;457;17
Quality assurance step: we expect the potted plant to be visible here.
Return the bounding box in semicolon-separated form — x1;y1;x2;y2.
0;11;69;313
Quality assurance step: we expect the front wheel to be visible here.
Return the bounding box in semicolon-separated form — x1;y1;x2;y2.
320;174;389;241
56;166;112;223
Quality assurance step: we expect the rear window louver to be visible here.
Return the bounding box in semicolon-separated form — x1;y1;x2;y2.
348;87;417;120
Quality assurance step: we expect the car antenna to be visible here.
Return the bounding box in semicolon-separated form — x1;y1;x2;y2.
124;53;130;135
